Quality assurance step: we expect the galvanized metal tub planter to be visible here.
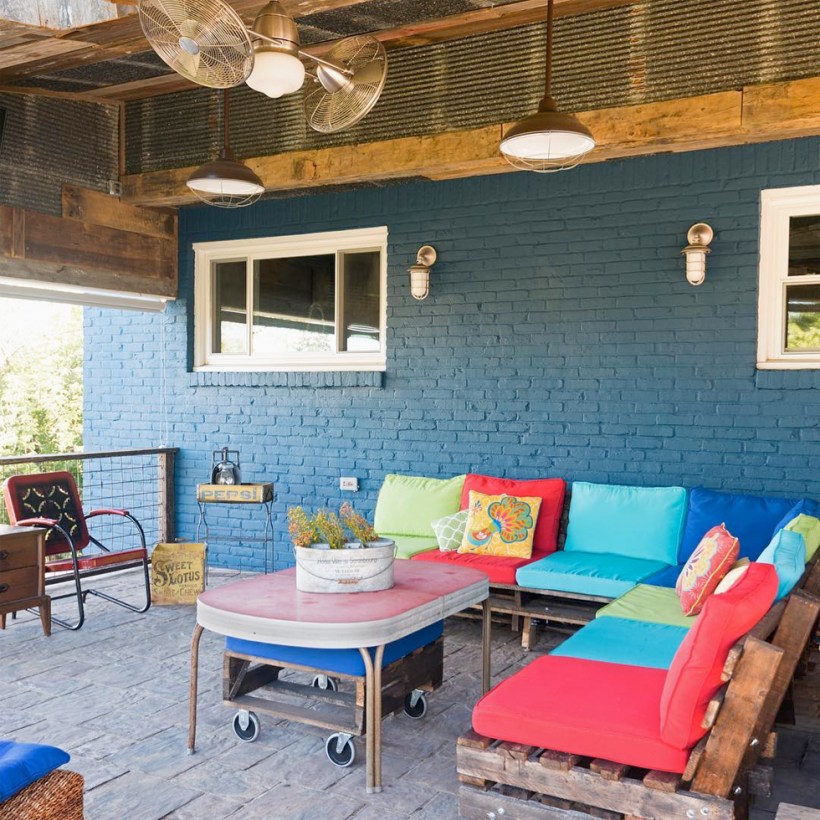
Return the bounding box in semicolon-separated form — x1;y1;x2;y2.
294;539;396;593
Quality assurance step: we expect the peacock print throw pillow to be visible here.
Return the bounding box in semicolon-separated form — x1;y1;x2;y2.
458;491;542;559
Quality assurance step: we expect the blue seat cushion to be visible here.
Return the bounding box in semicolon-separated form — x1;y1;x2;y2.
551;617;688;669
225;621;443;677
0;741;70;802
680;488;799;562
642;563;685;588
758;529;806;601
515;551;670;598
564;482;687;565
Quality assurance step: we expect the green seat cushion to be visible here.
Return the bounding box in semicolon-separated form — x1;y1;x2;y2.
551;616;688;669
387;535;439;560
564;482;687;565
374;474;466;543
515;551;670;598
596;584;696;629
785;514;820;561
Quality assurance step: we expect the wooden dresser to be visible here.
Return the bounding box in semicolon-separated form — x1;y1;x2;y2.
0;524;51;636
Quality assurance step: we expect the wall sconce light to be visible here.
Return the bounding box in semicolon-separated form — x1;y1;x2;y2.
681;223;714;286
409;245;436;300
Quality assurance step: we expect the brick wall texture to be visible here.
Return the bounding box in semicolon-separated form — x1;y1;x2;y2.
84;137;820;571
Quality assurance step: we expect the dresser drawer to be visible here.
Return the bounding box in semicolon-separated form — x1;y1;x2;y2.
0;566;40;603
0;535;40;571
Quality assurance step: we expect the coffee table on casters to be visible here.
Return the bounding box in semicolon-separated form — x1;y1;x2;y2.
188;561;490;793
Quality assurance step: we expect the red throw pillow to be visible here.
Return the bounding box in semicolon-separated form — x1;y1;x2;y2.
675;524;739;616
460;475;566;553
660;562;778;750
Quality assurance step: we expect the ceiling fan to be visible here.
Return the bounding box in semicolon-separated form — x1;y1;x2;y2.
137;0;388;134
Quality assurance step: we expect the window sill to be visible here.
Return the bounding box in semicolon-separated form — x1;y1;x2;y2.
189;370;385;389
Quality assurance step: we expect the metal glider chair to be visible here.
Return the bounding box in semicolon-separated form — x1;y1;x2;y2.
2;471;150;630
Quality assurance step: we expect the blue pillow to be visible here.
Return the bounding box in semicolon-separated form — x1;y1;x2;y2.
757;529;806;601
564;482;687;565
0;741;70;802
680;488;799;562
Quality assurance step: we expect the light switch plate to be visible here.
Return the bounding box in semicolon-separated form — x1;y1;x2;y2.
340;477;359;492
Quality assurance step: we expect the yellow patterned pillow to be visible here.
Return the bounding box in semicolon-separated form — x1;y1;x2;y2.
458;491;542;558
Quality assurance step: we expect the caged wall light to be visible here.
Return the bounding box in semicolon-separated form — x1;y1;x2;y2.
408;246;437;300
681;223;714;286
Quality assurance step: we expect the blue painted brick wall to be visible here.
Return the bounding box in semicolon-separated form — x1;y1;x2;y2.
84;137;820;571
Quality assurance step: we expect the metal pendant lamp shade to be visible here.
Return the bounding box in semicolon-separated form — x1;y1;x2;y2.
187;90;264;207
500;0;595;172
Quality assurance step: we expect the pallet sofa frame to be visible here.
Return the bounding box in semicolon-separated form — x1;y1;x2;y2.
456;561;820;820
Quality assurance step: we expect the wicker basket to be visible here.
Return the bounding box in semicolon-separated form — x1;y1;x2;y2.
0;769;84;819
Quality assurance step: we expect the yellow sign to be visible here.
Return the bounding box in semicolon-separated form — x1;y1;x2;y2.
196;483;274;503
151;542;206;605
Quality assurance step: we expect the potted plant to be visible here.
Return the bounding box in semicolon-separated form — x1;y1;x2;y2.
288;504;395;593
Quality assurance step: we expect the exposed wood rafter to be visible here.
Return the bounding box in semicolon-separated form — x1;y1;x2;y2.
120;76;820;207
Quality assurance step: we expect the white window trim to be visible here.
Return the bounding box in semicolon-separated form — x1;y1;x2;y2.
757;184;820;370
194;226;388;372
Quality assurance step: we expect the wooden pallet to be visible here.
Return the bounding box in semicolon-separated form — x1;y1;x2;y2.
457;563;820;820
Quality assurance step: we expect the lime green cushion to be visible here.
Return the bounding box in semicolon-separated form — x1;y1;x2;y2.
596;584;697;629
785;514;820;561
388;535;439;559
374;474;465;539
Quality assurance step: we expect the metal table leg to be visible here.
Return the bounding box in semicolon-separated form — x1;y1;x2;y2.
482;599;492;695
188;623;204;754
359;645;385;793
196;502;209;586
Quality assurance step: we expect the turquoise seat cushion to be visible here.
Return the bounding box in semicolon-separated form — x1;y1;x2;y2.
515;551;670;598
225;621;443;677
758;529;806;601
680;488;799;562
596;584;696;629
551;617;688;669
564;482;687;565
0;741;70;802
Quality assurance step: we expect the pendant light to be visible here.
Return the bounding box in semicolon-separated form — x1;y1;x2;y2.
500;0;595;172
186;90;265;208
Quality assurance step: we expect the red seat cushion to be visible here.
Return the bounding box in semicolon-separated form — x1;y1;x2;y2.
46;547;147;573
660;562;778;749
461;475;566;554
472;655;690;773
411;545;551;585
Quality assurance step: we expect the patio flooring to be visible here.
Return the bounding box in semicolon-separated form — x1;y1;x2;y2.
1;569;818;820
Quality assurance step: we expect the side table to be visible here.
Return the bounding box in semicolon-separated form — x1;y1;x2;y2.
0;524;51;636
195;483;275;576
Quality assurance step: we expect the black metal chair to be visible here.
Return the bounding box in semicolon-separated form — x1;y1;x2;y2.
3;471;150;630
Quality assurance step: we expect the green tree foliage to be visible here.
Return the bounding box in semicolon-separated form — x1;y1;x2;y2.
0;298;83;456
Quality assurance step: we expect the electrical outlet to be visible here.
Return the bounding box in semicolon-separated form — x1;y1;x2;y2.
340;476;359;492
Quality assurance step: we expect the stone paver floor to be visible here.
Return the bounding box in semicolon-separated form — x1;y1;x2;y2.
1;569;818;819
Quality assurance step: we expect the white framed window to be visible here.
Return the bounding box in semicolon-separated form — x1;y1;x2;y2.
194;226;387;371
758;185;820;369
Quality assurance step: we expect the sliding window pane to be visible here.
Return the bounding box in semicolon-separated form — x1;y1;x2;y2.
341;251;381;352
252;255;335;355
788;215;820;276
785;284;820;351
212;260;247;354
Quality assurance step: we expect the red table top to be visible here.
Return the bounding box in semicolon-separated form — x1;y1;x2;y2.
197;561;488;648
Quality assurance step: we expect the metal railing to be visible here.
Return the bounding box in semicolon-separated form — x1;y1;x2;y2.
0;448;177;551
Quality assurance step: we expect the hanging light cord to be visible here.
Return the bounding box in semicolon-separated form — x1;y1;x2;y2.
222;88;230;151
544;0;553;99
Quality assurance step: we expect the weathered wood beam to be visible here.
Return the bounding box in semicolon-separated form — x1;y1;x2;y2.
120;76;820;207
0;1;130;30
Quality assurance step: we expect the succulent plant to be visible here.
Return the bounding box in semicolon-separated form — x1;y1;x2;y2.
340;501;379;547
314;509;347;550
287;506;318;548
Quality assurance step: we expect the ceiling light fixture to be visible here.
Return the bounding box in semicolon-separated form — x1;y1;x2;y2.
186;90;264;208
138;0;388;134
500;0;595;172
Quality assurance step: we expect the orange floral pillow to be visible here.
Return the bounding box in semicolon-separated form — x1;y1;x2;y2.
676;523;739;616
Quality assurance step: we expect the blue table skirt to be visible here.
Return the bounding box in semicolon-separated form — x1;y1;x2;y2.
225;620;444;677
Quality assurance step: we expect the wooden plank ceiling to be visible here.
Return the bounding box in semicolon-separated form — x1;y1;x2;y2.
0;0;631;103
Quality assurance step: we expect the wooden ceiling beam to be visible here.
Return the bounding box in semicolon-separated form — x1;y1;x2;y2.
119;76;820;207
1;0;632;95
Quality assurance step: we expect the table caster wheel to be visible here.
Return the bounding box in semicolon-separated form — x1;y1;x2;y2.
232;710;260;742
325;733;356;767
312;674;338;692
403;690;428;719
